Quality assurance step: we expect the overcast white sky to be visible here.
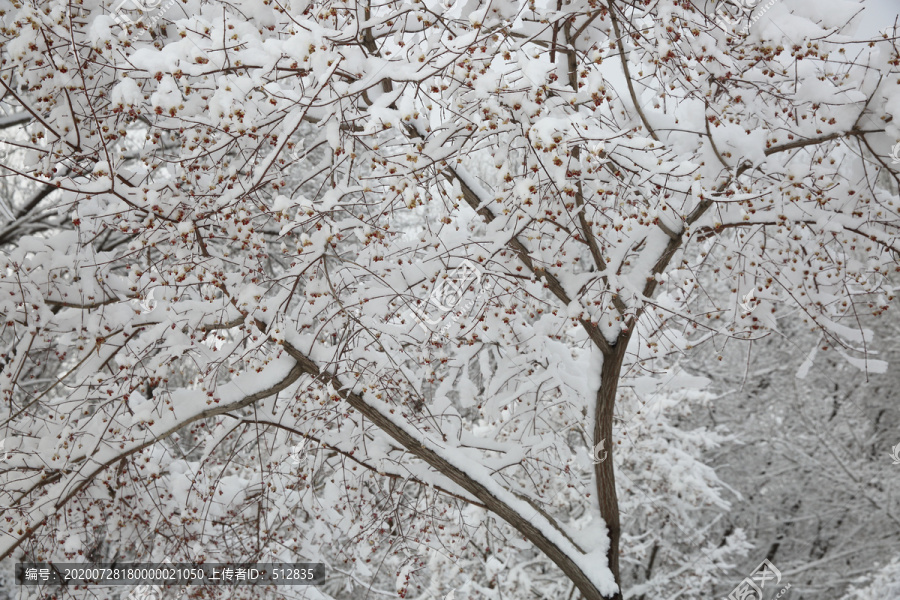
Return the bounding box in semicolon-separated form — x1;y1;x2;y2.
855;0;899;36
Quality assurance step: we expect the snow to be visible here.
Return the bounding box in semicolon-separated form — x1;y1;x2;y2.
360;391;619;596
2;0;899;597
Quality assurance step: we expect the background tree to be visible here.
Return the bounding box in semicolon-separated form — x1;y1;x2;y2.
684;289;900;599
0;0;898;599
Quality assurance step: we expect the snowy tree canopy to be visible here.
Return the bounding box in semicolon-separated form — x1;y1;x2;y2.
0;0;898;598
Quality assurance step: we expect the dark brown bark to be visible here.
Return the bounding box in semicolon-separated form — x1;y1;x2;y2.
594;339;631;600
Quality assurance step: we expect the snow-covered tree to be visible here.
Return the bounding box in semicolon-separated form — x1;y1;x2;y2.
842;556;900;600
1;0;898;598
681;293;900;599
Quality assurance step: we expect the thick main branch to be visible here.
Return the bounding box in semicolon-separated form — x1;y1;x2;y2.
281;342;617;600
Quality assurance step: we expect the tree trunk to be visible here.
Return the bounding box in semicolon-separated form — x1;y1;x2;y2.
594;341;630;600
